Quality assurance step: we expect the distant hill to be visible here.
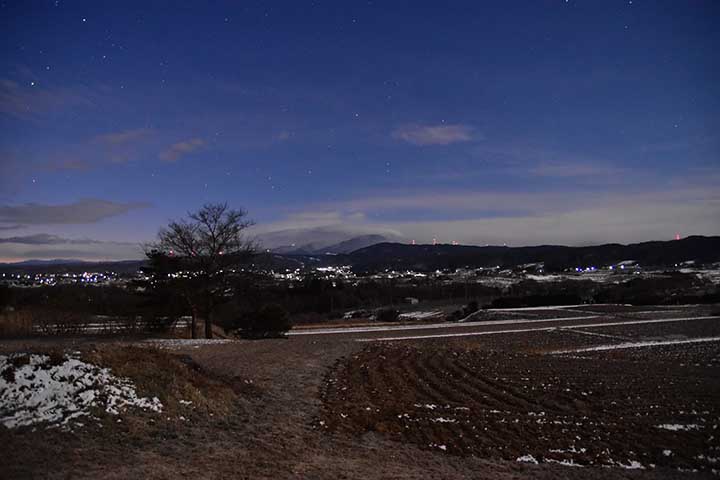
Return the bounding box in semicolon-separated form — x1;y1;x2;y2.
0;259;146;275
3;259;91;266
344;235;720;272
2;236;719;275
319;234;389;254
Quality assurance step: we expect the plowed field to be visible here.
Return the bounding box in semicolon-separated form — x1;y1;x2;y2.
320;341;720;473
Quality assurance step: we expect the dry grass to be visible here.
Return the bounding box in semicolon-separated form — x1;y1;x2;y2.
1;345;250;480
0;310;35;337
83;346;240;418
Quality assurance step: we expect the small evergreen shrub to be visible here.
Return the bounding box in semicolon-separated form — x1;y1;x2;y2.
375;308;399;322
240;304;292;338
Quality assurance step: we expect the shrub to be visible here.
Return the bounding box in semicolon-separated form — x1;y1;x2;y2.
445;309;463;322
240;304;292;339
464;300;479;316
375;308;399;322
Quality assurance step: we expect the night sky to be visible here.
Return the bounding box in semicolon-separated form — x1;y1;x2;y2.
1;1;718;261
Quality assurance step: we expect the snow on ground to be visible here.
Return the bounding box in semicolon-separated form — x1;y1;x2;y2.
656;424;702;431
611;460;645;470
483;303;632;312
0;353;162;429
516;454;539;464
546;458;583;467
550;336;720;354
398;311;444;321
359;315;720;342
142;339;234;349
291;315;600;336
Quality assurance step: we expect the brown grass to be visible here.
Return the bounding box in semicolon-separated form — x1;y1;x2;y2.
0;310;35;337
82;346;239;418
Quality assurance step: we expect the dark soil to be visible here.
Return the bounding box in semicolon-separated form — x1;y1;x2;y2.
320;341;720;475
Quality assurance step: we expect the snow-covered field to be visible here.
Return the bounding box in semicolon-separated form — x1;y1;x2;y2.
0;353;162;429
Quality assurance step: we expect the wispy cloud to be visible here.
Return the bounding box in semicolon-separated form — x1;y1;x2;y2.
468;144;628;180
94;128;153;146
392;124;476;146
0;199;150;226
0;239;143;262
251;212;402;250
264;184;720;246
159;138;205;162
94;128;155;164
0;78;94;119
0;233;133;246
526;162;625;178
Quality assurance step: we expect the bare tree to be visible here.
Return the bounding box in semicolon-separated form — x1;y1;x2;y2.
145;203;255;338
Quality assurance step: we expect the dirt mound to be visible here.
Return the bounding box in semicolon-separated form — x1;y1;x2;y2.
320;343;720;474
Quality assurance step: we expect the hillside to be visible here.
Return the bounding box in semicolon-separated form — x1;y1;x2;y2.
344;235;720;272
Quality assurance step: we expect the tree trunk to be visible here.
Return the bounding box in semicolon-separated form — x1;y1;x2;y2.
205;306;213;339
190;308;197;339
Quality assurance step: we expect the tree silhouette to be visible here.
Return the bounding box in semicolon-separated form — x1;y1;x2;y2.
145;203;255;338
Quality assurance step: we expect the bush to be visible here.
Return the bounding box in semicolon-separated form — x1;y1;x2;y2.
240;304;292;339
445;309;463;322
464;300;479;316
375;308;399;322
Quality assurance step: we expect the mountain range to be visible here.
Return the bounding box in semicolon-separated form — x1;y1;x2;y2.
270;234;389;255
2;235;719;274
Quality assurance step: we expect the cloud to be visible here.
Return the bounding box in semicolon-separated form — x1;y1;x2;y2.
90;128;156;164
0;199;150;225
526;162;625;178
392;124;475;146
0;234;135;245
375;195;720;246
0;233;142;262
251;211;402;250
39;127;156;171
94;128;153;146
159;138;205;162
267;185;720;246
274;131;292;141
0;78;94;119
0;244;144;262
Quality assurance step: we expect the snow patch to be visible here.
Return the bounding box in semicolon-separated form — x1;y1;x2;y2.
656;423;701;431
550;335;720;354
142;339;233;349
0;353;162;429
516;454;539;464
